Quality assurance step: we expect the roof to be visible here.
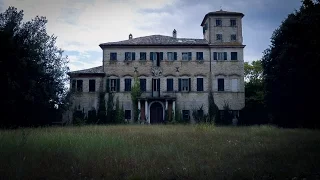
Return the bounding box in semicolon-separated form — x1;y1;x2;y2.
67;66;104;75
201;10;245;26
99;35;208;47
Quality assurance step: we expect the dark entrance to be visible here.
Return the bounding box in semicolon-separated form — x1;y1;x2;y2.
150;102;163;124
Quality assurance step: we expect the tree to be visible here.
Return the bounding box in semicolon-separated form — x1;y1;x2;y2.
244;60;263;84
208;91;219;124
261;0;320;128
0;7;69;127
97;92;107;124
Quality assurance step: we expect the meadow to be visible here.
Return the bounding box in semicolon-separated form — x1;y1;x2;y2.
0;125;320;180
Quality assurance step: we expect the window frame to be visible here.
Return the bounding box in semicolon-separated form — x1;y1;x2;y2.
140;78;146;92
182;110;190;122
71;80;76;92
182;52;192;61
124;78;132;92
76;80;83;92
140;52;146;60
230;19;237;27
216;34;222;41
216;19;222;26
197;78;204;91
167;52;177;61
218;78;225;91
196;52;204;60
125;52;135;61
231;52;238;60
89;79;96;92
125;110;131;120
167;78;173;92
181;79;189;91
231;34;237;41
110;52;117;61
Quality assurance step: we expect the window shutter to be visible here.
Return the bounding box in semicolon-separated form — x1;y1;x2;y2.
160;52;163;60
189;78;191;92
125;52;128;60
157;79;160;95
116;79;120;92
174;52;177;60
178;78;181;91
106;79;110;92
224;52;227;60
151;78;154;97
150;52;154;61
214;52;217;60
188;52;192;60
129;79;132;91
132;52;135;60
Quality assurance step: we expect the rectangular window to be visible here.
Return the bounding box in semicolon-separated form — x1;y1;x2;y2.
218;78;224;91
167;78;173;91
182;110;190;121
125;52;135;60
125;110;131;120
109;79;120;92
140;52;146;60
196;52;203;60
76;80;83;92
198;109;204;118
231;79;238;92
71;80;76;92
231;34;237;41
110;52;117;60
230;19;237;27
124;79;132;91
214;52;227;60
89;79;95;92
231;52;238;60
140;79;146;92
216;19;222;26
216;34;222;41
197;78;203;91
167;52;177;61
182;79;189;91
182;52;192;60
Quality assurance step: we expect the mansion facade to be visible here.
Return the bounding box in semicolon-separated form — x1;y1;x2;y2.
67;10;245;124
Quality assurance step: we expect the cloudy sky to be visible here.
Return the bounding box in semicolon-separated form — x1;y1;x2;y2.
1;0;302;71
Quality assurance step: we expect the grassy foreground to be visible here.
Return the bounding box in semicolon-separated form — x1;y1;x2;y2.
0;125;320;180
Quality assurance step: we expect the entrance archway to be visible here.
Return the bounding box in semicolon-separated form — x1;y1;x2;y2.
149;102;164;124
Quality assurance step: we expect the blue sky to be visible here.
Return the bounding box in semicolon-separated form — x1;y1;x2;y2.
1;0;302;71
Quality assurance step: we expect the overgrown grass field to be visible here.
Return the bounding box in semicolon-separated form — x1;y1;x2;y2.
1;125;320;179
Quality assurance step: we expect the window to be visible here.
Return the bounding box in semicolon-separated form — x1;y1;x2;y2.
167;78;173;91
179;78;191;92
124;79;132;91
182;52;192;61
216;34;222;41
196;52;203;60
231;52;238;60
140;52;146;60
230;19;237;27
110;53;117;60
125;52;135;60
231;79;238;92
231;34;237;41
76;80;83;92
197;78;203;91
197;109;204;119
71;80;76;92
214;52;227;60
150;52;163;61
89;79;95;92
125;110;131;120
182;110;190;121
152;79;160;91
216;19;222;26
140;79;146;92
167;52;177;61
107;79;120;92
218;78;224;91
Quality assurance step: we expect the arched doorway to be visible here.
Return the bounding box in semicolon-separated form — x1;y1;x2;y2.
150;102;164;124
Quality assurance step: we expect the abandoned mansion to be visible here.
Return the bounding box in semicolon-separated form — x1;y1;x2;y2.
67;10;245;124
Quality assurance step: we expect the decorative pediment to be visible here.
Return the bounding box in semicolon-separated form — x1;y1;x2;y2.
151;66;163;77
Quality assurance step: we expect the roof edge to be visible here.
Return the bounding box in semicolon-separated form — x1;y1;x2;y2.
200;11;245;26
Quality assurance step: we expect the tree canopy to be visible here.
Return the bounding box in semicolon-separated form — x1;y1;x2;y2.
0;7;69;127
261;0;320;128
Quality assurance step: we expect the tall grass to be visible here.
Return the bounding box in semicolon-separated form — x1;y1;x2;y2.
0;125;320;179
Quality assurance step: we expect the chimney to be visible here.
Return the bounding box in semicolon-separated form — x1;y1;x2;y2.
172;29;177;38
129;33;133;40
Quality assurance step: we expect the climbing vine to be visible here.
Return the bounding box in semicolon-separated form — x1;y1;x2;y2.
131;75;141;122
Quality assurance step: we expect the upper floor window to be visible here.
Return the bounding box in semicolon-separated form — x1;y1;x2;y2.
167;52;177;61
124;79;132;91
216;34;222;41
179;78;191;92
71;80;76;92
196;52;204;60
125;52;135;60
218;78;224;91
140;52;146;60
110;52;117;60
231;34;237;41
140;79;146;92
214;52;227;60
182;52;192;61
231;79;239;92
216;19;222;26
197;78;203;91
89;79;95;92
167;78;173;91
230;19;237;27
107;79;120;92
231;52;238;60
76;80;83;92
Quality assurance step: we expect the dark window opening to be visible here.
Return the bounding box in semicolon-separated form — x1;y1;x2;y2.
76;80;83;92
182;110;190;122
216;34;222;41
218;79;224;91
71;80;76;92
110;53;117;60
125;110;131;120
216;19;222;26
140;79;146;92
167;78;173;91
140;52;146;60
231;34;237;41
196;52;203;60
89;79;95;92
231;52;238;60
125;79;132;91
230;19;237;27
197;78;203;91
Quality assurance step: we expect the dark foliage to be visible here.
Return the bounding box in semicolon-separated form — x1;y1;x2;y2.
0;7;69;128
262;0;320;128
97;92;107;124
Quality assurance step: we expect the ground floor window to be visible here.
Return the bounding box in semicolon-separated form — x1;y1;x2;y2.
125;110;131;120
182;110;190;122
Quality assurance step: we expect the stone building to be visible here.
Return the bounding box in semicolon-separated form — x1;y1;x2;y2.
67;10;245;124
